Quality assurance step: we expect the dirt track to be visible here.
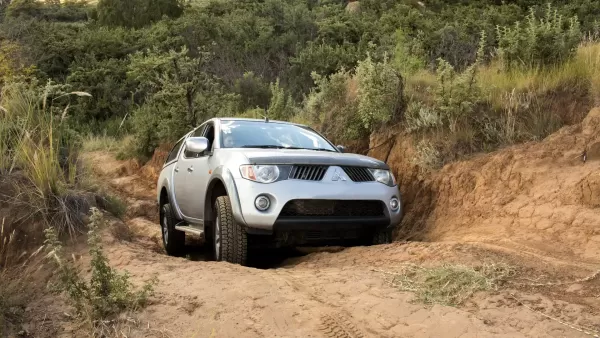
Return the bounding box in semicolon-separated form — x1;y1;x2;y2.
59;150;600;338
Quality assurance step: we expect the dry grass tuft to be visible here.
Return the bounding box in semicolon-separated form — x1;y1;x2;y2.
376;263;514;306
0;218;45;336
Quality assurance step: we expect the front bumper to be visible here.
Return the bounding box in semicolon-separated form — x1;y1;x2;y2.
232;170;403;234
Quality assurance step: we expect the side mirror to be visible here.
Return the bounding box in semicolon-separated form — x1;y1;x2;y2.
185;137;209;155
336;145;346;153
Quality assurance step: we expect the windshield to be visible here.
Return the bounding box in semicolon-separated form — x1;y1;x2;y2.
219;120;337;152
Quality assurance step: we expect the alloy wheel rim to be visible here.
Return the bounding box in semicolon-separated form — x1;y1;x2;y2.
162;213;168;245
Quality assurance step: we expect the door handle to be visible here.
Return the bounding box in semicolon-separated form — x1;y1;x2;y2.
187;167;194;172
174;167;179;173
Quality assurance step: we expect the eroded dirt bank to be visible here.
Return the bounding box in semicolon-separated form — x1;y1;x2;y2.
371;108;600;264
53;140;600;338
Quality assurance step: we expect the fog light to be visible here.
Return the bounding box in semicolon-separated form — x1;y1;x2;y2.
255;195;270;211
390;198;400;211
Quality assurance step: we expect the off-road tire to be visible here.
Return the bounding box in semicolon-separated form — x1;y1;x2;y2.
213;196;248;265
160;203;185;256
371;229;392;245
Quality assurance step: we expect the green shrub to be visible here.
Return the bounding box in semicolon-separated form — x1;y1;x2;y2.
303;69;362;142
267;78;298;121
497;4;581;70
44;208;156;329
355;53;405;131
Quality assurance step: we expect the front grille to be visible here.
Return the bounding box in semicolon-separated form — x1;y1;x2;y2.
341;166;375;182
289;165;328;181
279;200;384;217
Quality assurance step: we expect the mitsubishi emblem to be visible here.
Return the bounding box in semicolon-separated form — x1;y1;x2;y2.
331;168;346;181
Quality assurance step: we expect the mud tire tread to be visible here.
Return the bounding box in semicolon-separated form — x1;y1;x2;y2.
215;196;247;265
372;229;392;245
161;203;185;256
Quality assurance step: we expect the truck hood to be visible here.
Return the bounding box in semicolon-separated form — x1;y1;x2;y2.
239;149;389;170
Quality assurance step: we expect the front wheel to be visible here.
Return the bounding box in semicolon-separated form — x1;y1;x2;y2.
372;229;392;245
160;203;185;256
213;196;247;265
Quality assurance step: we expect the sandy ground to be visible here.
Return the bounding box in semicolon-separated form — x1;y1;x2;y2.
23;150;589;338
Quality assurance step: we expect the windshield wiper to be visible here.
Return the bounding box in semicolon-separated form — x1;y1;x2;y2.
241;145;336;152
241;145;303;149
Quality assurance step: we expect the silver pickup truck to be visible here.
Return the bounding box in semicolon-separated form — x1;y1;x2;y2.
156;118;403;265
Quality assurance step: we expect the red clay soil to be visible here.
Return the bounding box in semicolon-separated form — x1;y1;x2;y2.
370;107;600;265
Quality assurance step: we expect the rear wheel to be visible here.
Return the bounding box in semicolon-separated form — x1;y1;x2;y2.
213;196;248;265
160;203;185;256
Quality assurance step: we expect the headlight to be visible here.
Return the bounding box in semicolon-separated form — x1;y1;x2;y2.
368;169;396;186
240;165;280;183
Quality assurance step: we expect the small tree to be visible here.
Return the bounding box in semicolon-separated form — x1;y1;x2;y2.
355;53;404;131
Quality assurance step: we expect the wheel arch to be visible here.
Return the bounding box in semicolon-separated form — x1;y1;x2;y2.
204;178;227;223
204;167;247;226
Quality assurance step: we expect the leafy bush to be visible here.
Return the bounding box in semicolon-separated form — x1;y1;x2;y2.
44;208;156;329
497;5;581;69
355;54;405;131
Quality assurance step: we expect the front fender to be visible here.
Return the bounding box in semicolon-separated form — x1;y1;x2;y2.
208;166;247;226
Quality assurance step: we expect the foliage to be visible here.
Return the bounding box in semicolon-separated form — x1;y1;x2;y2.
497;4;581;70
303;69;361;142
96;0;184;28
355;53;404;131
44;208;156;328
0;0;599;165
127;46;239;157
267;78;297;121
6;0;89;22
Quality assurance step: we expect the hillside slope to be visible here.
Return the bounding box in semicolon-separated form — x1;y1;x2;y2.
371;107;600;264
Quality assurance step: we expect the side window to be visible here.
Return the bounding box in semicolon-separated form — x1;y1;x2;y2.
192;125;205;137
165;139;183;164
203;123;215;152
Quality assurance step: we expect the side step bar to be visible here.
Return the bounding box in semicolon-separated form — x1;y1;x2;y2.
175;225;204;236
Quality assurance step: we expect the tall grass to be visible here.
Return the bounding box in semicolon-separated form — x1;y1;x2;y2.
0;81;91;236
403;42;600;170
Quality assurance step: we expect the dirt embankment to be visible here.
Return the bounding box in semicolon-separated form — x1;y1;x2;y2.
370;107;600;264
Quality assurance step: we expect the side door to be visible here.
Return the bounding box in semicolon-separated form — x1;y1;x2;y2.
172;126;204;219
181;122;217;221
164;137;185;212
